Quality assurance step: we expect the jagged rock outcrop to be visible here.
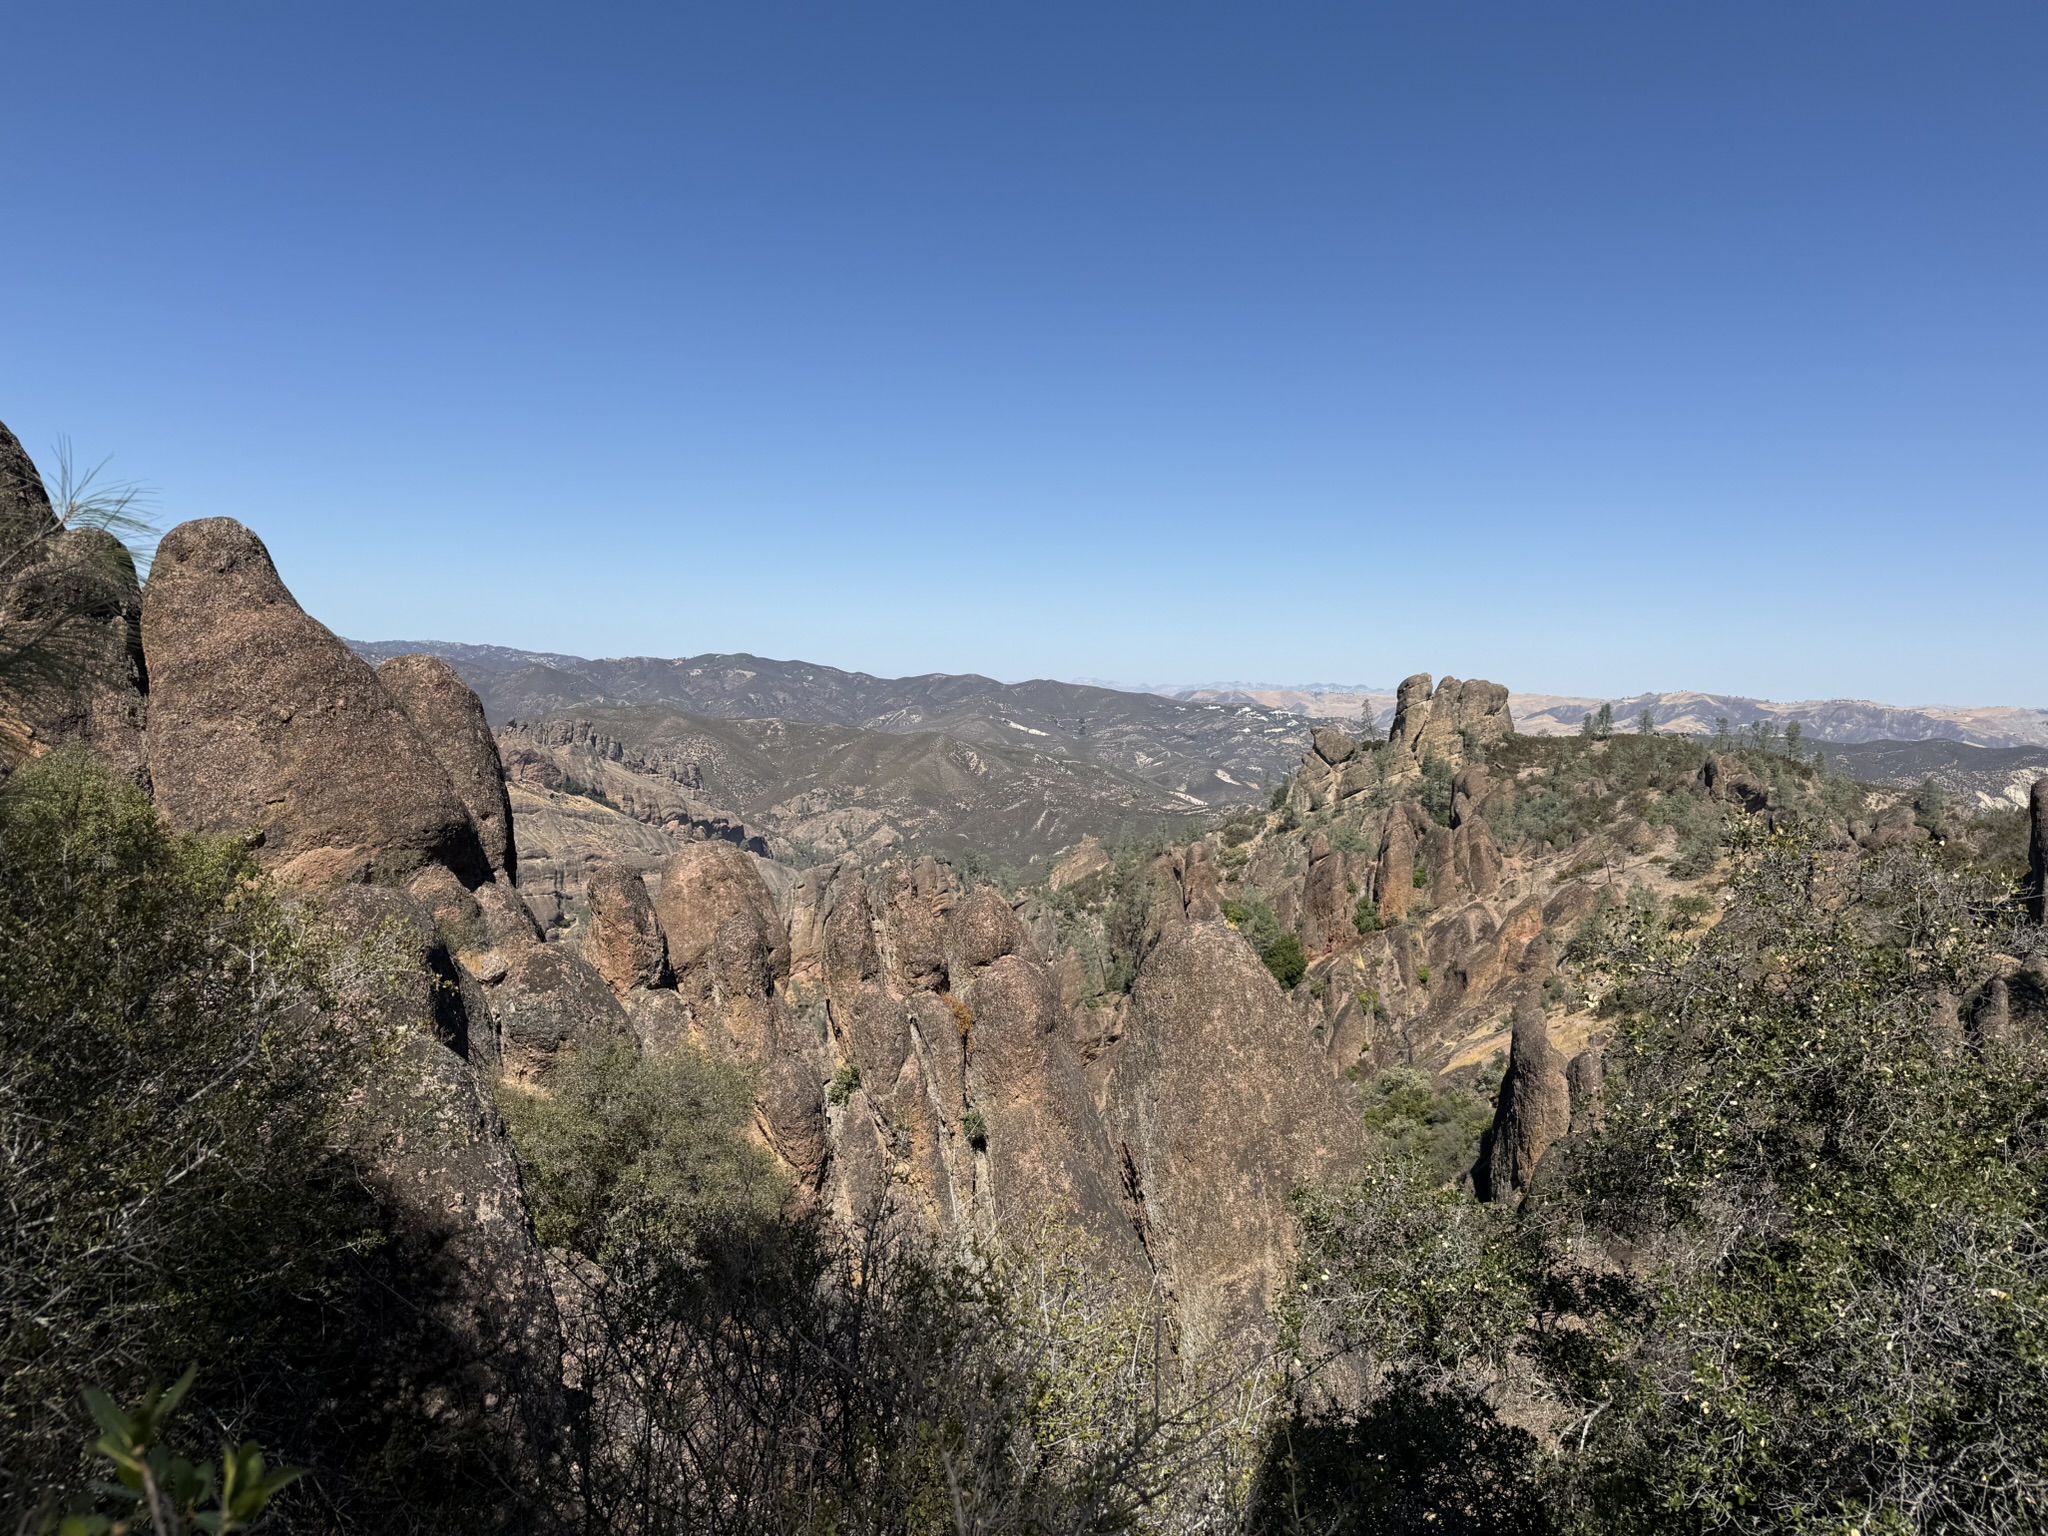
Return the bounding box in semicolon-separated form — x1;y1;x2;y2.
581;861;671;995
657;841;828;1190
1388;674;1513;772
142;519;490;887
379;654;518;878
1472;993;1573;1203
1105;917;1364;1348
1375;802;1427;923
944;889;1140;1264
1048;834;1112;893
491;943;632;1083
1311;725;1357;766
2028;777;2047;925
0;426;149;781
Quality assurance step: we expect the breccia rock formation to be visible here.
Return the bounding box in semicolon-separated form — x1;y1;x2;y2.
1105;915;1363;1347
142;519;491;888
1388;673;1514;773
0;421;149;782
379;653;519;878
1470;992;1573;1204
581;859;672;995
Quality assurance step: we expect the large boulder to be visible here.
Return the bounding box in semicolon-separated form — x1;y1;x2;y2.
378;654;518;878
141;519;489;887
490;942;631;1082
1105;919;1363;1349
655;841;790;985
1311;725;1358;766
580;861;670;996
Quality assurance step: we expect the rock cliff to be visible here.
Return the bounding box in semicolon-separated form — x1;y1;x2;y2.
142;519;490;888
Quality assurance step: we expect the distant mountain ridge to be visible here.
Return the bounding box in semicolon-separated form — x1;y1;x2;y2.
347;641;1314;805
1132;681;2048;749
350;643;2048;822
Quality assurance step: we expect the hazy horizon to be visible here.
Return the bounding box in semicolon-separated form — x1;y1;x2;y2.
347;635;2047;714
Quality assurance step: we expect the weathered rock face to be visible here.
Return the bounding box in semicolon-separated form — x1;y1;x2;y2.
1376;803;1424;924
1388;674;1436;758
1452;815;1503;897
941;890;1140;1263
656;841;828;1191
142;519;489;887
1311;725;1357;766
1106;918;1363;1349
655;841;790;987
1700;753;1770;815
2028;778;2047;925
315;885;566;1487
491;943;632;1083
1048;835;1112;893
0;421;57;549
1472;993;1573;1204
581;861;670;996
379;654;518;878
1417;678;1512;762
0;428;149;781
1387;674;1513;773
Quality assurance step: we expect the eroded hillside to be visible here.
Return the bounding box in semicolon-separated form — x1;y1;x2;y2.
348;639;1313;805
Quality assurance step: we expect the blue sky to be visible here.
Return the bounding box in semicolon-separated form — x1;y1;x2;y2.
2;3;2041;703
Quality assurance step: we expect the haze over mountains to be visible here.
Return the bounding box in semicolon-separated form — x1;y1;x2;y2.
347;641;1314;804
1145;682;2048;748
349;641;2048;823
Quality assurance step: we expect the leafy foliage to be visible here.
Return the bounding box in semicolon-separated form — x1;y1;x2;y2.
1225;894;1308;988
0;753;560;1533
1288;824;2048;1535
48;1368;301;1536
497;1033;783;1267
0;755;379;1519
1358;1070;1494;1187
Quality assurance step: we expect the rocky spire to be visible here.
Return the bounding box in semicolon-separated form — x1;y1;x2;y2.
1472;992;1573;1203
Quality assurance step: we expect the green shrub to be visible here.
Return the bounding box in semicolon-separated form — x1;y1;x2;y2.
1227;889;1307;984
0;752;531;1529
1261;933;1309;990
1419;755;1456;826
961;1109;988;1149
1329;819;1375;856
498;1032;783;1266
826;1062;862;1107
1357;1069;1494;1187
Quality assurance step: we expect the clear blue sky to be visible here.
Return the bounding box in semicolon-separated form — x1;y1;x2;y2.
2;3;2041;704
